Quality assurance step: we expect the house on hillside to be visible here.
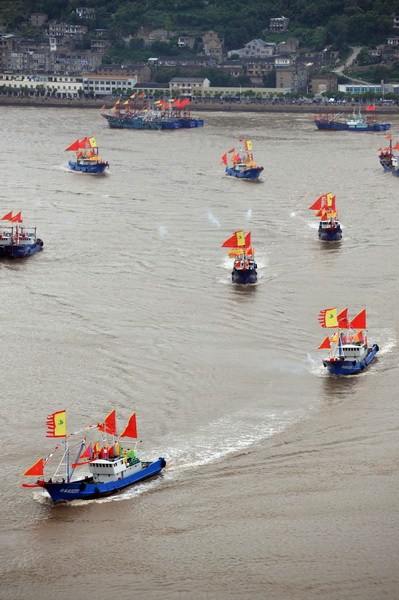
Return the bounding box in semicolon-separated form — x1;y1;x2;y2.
228;39;276;59
30;13;47;27
202;31;224;60
269;16;289;32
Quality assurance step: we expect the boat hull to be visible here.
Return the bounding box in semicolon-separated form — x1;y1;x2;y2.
315;120;391;132
232;267;257;284
323;344;379;375
103;115;204;130
318;226;342;241
225;166;263;180
40;457;166;503
68;161;109;174
0;240;43;258
379;159;399;176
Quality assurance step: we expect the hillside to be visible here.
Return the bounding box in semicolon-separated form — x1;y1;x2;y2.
1;0;399;52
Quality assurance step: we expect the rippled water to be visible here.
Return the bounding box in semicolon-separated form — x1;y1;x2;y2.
0;107;398;600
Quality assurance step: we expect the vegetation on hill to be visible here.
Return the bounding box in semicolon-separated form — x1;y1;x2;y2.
1;0;399;54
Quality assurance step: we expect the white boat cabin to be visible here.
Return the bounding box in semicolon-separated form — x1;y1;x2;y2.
341;342;367;360
0;226;37;246
89;456;141;483
320;219;340;230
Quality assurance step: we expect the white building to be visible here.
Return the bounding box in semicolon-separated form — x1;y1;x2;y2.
0;73;83;97
169;77;210;97
81;74;138;96
228;39;276;59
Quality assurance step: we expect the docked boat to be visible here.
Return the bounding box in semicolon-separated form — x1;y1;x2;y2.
102;97;204;130
221;230;257;284
308;193;342;241
22;409;166;503
378;135;399;176
222;140;264;179
317;307;379;375
66;136;109;173
0;211;43;258
313;108;391;132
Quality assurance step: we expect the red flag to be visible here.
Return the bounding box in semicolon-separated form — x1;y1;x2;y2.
245;231;251;247
139;92;145;99
100;105;106;110
79;443;92;459
97;409;117;436
365;104;375;111
318;336;331;350
385;134;392;140
78;137;90;149
353;330;364;343
228;147;235;153
309;194;325;211
65;139;80;151
221;153;227;165
337;307;349;328
22;458;44;477
173;100;182;109
348;309;366;329
393;143;399;151
238;138;244;141
120;413;137;439
181;98;191;107
232;153;241;163
1;211;13;220
10;211;22;223
221;230;246;248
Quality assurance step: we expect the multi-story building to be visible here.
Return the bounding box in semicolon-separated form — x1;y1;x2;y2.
269;17;290;32
81;74;138;96
0;73;83;98
48;21;88;38
202;31;224;60
228;39;276;59
393;14;399;29
76;8;95;19
30;13;48;27
169;77;210;97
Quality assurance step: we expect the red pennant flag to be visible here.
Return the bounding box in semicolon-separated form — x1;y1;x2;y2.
238;138;244;141
228;147;235;153
22;458;44;477
78;137;90;149
120;413;137;439
245;231;251;247
385;134;392;140
10;211;22;223
393;143;399;151
348;309;366;329
318;336;331;350
221;230;246;248
1;211;13;220
65;139;80;151
221;153;227;165
100;105;106;110
139;92;145;99
365;104;375;111
337;307;349;328
309;194;325;211
79;443;92;459
97;409;117;436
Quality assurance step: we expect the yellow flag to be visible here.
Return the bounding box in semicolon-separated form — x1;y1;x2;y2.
246;140;252;151
46;410;67;438
88;136;97;148
326;193;334;206
236;230;245;246
330;332;339;342
325;308;338;328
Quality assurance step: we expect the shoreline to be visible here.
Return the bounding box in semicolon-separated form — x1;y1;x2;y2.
0;95;398;114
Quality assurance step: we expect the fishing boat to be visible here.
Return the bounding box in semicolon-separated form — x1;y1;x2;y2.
222;140;264;179
317;307;379;375
308;193;342;241
221;230;257;284
0;211;44;258
378;135;399;176
66;136;109;173
102;97;204;130
313;106;391;132
22;409;166;503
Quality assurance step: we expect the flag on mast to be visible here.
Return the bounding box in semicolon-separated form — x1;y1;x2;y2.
46;410;67;438
318;307;339;328
22;458;44;476
120;413;138;438
97;409;117;436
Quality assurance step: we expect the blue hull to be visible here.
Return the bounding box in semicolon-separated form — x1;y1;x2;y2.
177;119;204;128
69;161;108;174
0;240;43;258
318;227;342;241
380;160;399;176
103;115;204;130
315;120;390;132
42;457;166;503
323;344;379;375
232;268;257;284
225;166;263;180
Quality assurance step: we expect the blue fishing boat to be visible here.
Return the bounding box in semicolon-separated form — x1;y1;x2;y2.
221;230;257;284
314;108;390;132
379;137;399;176
66;136;109;173
222;140;263;180
22;409;166;504
317;308;378;376
309;193;342;241
0;211;43;258
102;97;204;130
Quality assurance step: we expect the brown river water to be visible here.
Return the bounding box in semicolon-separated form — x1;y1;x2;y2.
0;107;398;600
